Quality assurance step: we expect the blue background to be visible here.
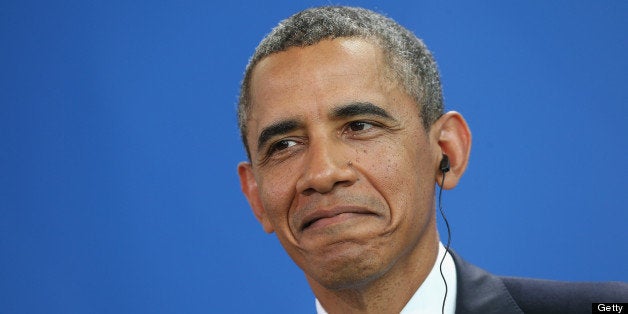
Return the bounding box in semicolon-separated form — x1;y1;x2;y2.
1;1;626;313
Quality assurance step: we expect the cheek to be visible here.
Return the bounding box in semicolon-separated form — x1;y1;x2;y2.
358;136;434;213
359;141;423;189
257;167;299;226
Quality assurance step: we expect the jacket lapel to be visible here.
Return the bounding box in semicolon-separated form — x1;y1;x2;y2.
450;251;523;314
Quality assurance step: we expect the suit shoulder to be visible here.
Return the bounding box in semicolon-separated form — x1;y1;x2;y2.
500;276;628;314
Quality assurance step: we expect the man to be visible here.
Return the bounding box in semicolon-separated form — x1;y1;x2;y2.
236;6;627;314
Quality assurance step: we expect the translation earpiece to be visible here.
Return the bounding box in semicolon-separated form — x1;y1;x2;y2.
440;154;450;173
438;153;451;314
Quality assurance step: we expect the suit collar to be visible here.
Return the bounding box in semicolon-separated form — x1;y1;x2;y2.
450;250;523;314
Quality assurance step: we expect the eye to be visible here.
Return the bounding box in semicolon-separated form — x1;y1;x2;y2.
348;121;374;132
268;139;298;154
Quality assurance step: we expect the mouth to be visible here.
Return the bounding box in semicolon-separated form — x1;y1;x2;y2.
300;206;376;231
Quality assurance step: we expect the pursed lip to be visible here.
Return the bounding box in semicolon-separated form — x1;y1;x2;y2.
300;206;376;231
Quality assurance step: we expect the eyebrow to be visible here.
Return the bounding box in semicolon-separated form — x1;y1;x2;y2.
257;119;301;152
330;102;394;120
256;102;395;153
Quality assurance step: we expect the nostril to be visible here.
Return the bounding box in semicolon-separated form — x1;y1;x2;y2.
295;147;359;195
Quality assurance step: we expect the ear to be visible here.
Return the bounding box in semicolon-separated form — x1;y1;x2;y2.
430;111;472;190
237;162;275;233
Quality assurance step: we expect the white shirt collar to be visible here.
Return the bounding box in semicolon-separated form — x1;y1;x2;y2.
315;242;457;314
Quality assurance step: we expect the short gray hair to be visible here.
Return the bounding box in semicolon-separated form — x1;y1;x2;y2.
238;6;444;157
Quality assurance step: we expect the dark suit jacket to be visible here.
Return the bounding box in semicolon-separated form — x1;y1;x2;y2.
451;251;628;314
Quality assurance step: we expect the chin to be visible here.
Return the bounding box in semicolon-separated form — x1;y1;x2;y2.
304;244;392;290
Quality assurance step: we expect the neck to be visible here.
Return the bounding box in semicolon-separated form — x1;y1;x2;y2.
309;228;440;314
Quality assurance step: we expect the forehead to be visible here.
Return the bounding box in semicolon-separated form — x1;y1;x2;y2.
246;38;416;144
253;37;385;77
251;39;392;107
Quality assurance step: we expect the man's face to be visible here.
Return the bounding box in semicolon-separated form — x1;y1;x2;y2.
239;38;442;289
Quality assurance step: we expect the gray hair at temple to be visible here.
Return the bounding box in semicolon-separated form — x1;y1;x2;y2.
237;6;444;157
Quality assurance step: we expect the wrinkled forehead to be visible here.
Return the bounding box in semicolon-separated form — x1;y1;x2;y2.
250;40;386;114
249;38;397;112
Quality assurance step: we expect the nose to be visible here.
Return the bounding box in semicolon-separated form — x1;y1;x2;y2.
296;137;357;195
